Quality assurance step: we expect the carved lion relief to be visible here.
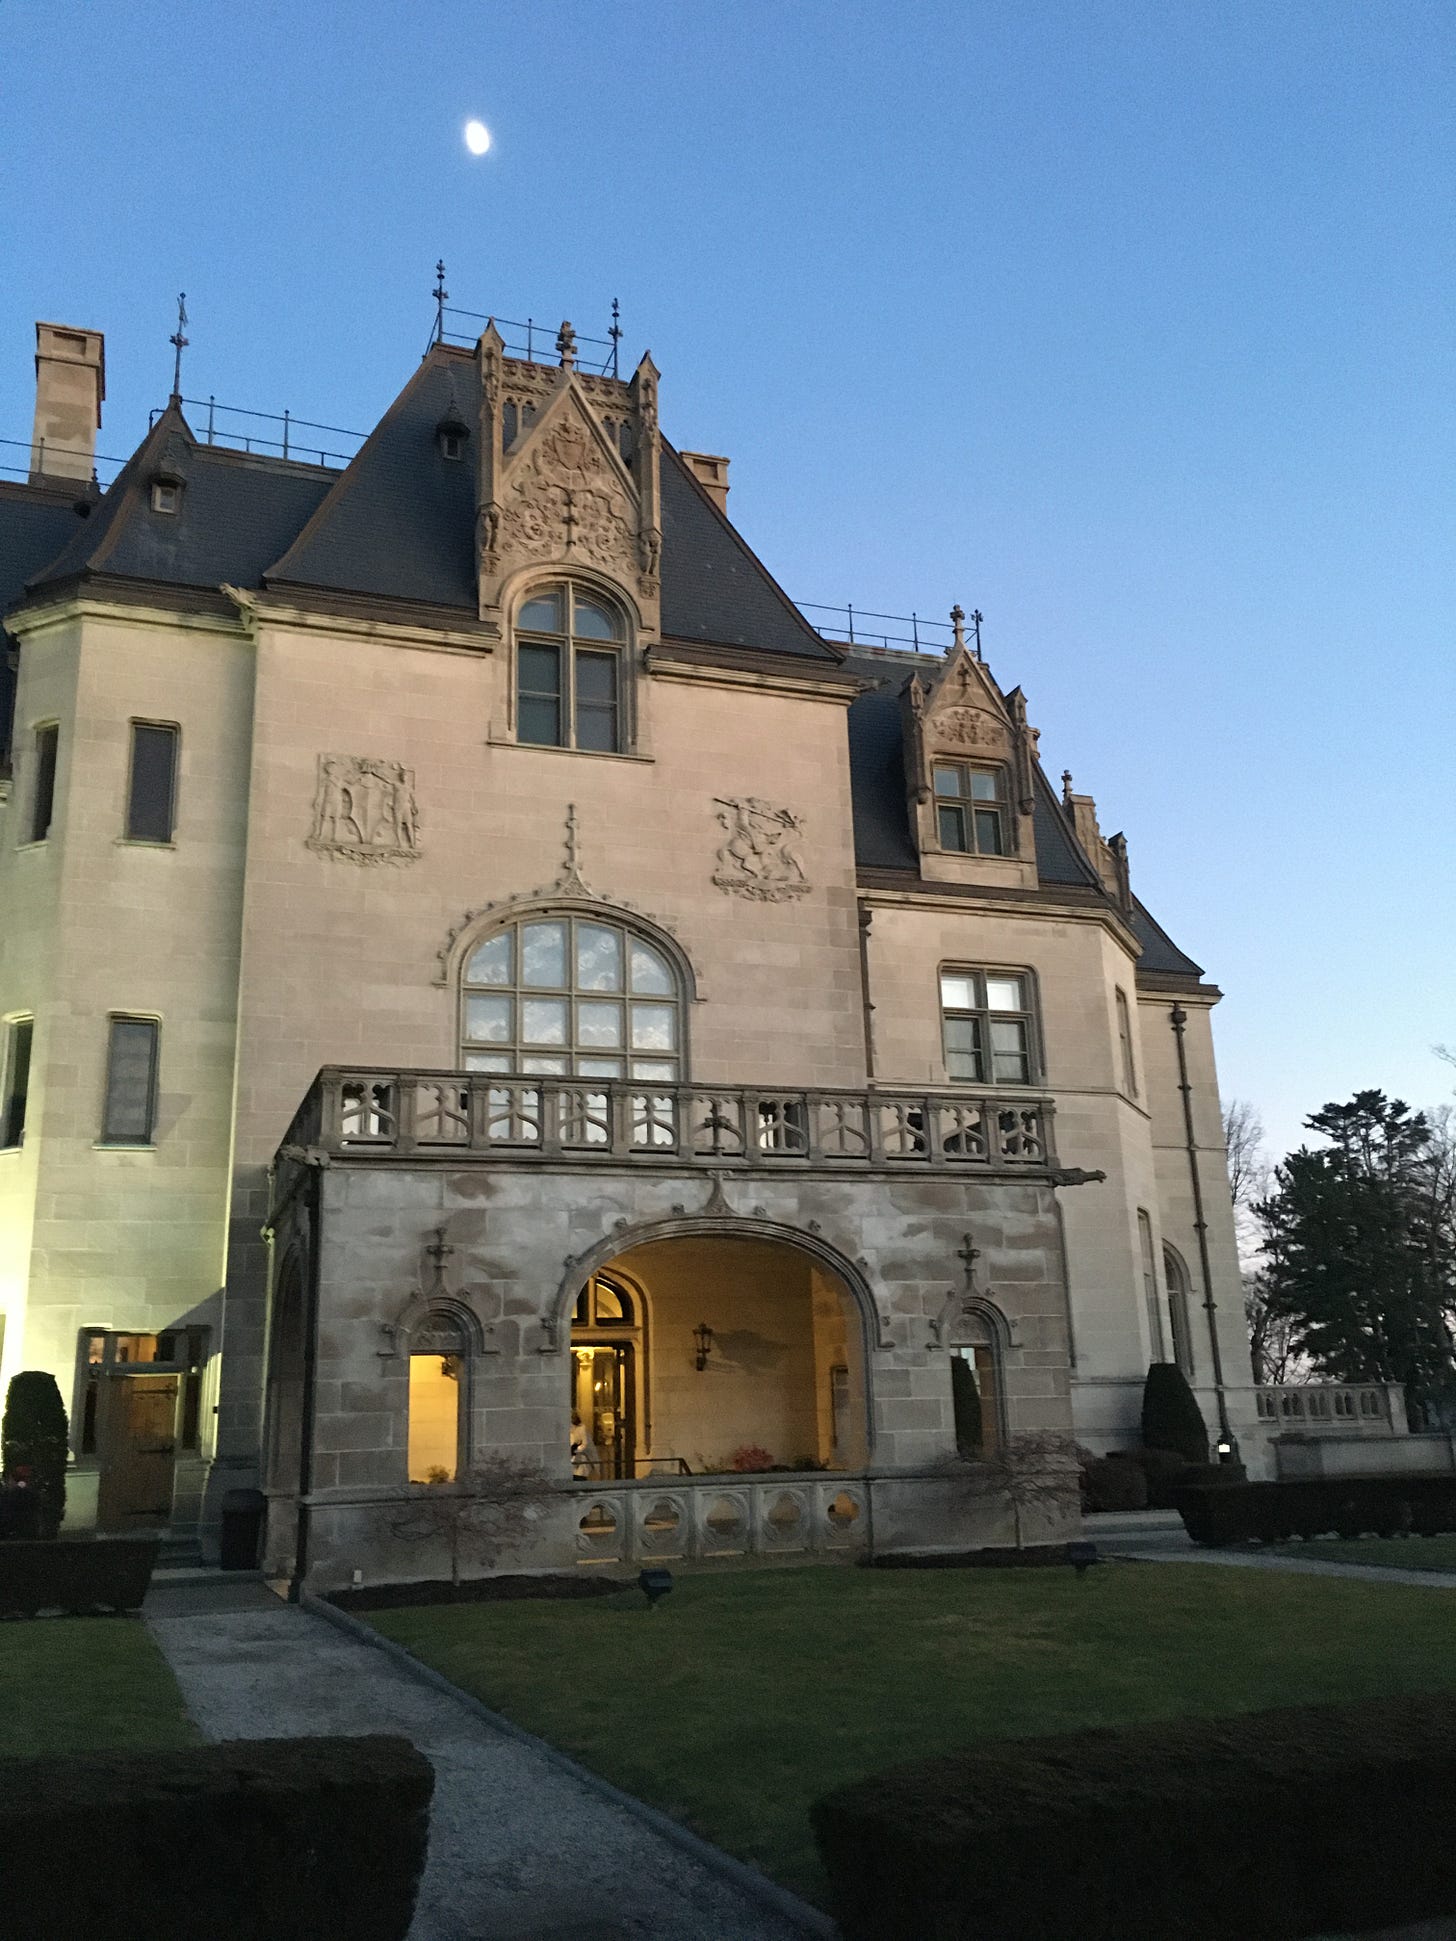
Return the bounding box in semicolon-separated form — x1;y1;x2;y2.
308;755;420;866
712;797;810;902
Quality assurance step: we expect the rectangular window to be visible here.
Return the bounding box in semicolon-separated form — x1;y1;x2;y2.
517;643;564;746
1;1018;33;1148
940;970;1036;1084
1138;1210;1165;1359
126;723;179;843
101;1017;159;1145
1115;988;1137;1098
574;650;619;753
932;762;1006;855
30;724;58;842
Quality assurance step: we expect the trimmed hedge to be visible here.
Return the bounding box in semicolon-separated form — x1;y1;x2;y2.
1177;1473;1456;1547
1141;1361;1209;1464
1;1372;68;1537
0;1537;159;1616
1082;1456;1147;1512
811;1693;1456;1940
0;1735;433;1941
1108;1446;1190;1507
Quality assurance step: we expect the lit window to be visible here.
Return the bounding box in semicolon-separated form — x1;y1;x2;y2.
933;762;1006;855
1;1018;33;1149
461;917;680;1083
101;1016;160;1145
29;724;58;843
1115;988;1137;1098
515;582;624;753
940;970;1036;1085
408;1312;467;1483
126;723;179;843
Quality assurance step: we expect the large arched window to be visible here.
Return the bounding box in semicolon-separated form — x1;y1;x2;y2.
516;582;625;753
461;915;682;1083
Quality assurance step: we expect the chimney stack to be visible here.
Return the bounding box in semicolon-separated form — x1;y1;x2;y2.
680;450;729;514
29;322;105;483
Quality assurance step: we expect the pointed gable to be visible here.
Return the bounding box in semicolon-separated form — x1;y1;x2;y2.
266;349;480;610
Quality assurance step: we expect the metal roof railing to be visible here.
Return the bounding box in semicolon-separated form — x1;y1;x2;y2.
436;306;622;377
0;435;129;488
794;601;960;654
149;397;368;468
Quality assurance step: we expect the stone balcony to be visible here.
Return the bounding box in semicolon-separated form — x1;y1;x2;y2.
1255;1382;1408;1437
278;1067;1066;1178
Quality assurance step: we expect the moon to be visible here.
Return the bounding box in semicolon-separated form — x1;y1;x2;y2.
464;120;491;156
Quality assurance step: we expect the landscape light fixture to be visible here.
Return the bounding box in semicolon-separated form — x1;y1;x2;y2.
693;1323;715;1372
1067;1540;1099;1578
639;1567;674;1609
1215;1432;1237;1464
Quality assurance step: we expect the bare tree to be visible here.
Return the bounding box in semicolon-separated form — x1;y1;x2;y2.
1244;1270;1300;1385
941;1431;1082;1548
390;1454;555;1587
1223;1098;1271;1271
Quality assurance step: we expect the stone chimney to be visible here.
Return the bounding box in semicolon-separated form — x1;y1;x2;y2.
29;322;106;483
679;451;729;514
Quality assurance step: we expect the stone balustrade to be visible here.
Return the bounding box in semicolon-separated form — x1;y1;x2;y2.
571;1472;871;1564
280;1066;1058;1175
1255;1382;1404;1436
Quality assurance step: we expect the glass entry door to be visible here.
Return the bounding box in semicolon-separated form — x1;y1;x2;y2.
570;1344;634;1480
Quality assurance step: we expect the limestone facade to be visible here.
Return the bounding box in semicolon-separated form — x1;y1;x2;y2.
0;312;1262;1582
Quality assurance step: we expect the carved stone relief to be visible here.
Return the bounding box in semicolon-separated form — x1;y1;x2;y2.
308;755;420;866
497;408;637;583
933;706;1006;752
712;797;809;902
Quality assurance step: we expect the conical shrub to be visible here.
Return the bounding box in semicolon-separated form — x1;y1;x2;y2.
1141;1361;1209;1466
2;1370;69;1537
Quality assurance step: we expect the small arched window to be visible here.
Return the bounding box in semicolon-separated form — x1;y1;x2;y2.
461;915;682;1082
516;581;625;753
1163;1245;1195;1380
408;1310;468;1483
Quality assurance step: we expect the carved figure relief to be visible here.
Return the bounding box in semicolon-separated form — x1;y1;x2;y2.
308;755;420;866
935;707;1005;751
712;797;809;902
498;409;636;579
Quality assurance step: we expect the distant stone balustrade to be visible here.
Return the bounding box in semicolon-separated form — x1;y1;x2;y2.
1255;1382;1405;1436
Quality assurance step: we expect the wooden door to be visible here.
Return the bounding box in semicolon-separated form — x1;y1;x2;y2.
96;1376;178;1531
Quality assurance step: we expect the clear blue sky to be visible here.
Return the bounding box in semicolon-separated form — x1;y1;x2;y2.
3;1;1452;1160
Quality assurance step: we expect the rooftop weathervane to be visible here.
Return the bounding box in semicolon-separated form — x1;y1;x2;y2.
168;293;189;404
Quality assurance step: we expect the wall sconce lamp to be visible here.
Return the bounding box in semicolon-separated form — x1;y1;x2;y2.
1215;1431;1239;1465
693;1323;715;1372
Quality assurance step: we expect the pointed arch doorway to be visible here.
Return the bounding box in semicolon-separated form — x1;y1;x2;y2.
569;1272;645;1481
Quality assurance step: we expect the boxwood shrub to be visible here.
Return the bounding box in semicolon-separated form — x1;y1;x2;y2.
0;1735;433;1941
1081;1456;1148;1513
1176;1473;1456;1546
812;1693;1456;1940
0;1537;159;1616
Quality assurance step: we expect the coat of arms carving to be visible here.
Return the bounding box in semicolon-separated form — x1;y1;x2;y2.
712;797;809;902
498;408;636;581
308;755;420;866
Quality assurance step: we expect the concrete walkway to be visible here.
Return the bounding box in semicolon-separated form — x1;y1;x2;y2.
145;1581;820;1941
1094;1522;1456;1586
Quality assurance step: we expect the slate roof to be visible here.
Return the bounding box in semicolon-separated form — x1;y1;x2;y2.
0;479;93;756
843;650;1206;977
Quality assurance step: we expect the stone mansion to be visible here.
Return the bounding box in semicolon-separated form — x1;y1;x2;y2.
0;309;1265;1585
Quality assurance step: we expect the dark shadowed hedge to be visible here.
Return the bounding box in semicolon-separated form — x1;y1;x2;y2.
1177;1473;1456;1546
0;1536;159;1615
0;1735;433;1941
811;1694;1456;1941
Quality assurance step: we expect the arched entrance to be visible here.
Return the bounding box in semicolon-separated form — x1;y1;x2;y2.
563;1229;872;1481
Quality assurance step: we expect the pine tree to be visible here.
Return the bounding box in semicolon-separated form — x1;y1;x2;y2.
1256;1091;1456;1423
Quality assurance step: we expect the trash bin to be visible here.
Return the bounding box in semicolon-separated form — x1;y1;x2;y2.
219;1487;267;1571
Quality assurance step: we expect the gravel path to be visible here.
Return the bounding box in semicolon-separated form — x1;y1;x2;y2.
1099;1533;1456;1587
146;1587;818;1941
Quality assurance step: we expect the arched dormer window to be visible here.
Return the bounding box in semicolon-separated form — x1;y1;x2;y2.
461;914;683;1083
516;581;626;753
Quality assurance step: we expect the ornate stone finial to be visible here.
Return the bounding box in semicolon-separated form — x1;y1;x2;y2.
958;1232;980;1290
556;320;577;371
553;803;590;897
1062;769;1074;804
423;1225;454;1299
948;604;965;658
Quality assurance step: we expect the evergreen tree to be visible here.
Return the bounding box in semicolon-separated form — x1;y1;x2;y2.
1256;1091;1456;1422
2;1371;69;1537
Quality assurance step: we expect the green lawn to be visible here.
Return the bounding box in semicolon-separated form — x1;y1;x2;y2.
0;1618;198;1760
1280;1534;1456;1572
368;1561;1456;1903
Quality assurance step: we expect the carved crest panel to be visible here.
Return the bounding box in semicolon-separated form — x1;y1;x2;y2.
308;755;420;866
495;403;639;586
712;797;810;902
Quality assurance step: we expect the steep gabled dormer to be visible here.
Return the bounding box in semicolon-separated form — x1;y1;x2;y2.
901;608;1041;888
476;321;662;640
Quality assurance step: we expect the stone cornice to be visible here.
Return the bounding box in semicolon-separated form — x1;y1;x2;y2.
224;585;494;655
647;637;862;702
8;585;244;640
1134;972;1223;1003
858;875;1142;954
